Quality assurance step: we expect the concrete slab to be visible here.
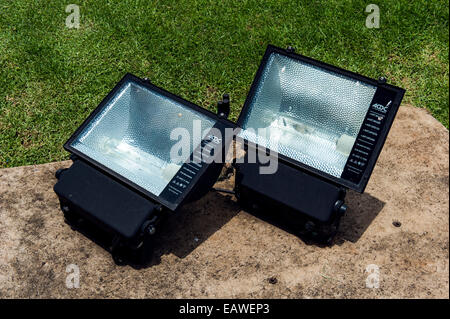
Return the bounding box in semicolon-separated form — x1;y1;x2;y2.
0;105;448;298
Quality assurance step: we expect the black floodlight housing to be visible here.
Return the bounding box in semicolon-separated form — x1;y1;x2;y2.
234;45;405;243
54;74;234;266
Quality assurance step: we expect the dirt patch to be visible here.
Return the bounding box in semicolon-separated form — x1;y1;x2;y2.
0;106;448;298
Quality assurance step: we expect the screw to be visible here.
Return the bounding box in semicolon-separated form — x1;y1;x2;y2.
334;200;346;215
378;76;387;84
339;203;347;215
147;225;156;235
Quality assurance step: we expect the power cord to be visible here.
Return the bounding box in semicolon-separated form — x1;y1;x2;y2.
212;187;235;195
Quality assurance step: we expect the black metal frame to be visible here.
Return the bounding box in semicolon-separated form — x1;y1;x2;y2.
236;44;405;193
64;73;235;211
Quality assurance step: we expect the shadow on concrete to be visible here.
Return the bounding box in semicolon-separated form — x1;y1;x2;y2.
121;188;384;267
195;190;385;248
335;191;385;244
149;190;241;266
252;191;385;246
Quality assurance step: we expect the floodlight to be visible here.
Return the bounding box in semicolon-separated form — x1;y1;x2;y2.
54;74;233;266
234;45;405;243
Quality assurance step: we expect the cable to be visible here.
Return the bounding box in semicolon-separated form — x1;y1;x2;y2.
212;187;235;195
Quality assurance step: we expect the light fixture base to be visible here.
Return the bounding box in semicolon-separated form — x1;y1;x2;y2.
234;149;347;244
54;159;163;267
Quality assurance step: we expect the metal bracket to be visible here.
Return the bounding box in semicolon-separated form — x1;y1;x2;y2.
377;76;387;84
286;46;295;53
217;93;230;119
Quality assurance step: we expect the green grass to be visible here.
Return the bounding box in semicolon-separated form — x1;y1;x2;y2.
0;0;448;168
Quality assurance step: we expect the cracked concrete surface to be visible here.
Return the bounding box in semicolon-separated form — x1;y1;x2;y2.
0;105;448;298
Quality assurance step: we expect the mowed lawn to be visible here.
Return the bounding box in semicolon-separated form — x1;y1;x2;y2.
0;0;448;168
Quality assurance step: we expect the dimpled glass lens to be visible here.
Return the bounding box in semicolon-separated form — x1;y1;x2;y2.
238;53;376;178
71;80;216;196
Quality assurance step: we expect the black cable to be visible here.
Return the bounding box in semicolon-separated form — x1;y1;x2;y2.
212;187;235;195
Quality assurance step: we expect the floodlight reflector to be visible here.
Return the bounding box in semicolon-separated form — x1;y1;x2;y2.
237;45;405;192
70;80;215;196
238;52;377;178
